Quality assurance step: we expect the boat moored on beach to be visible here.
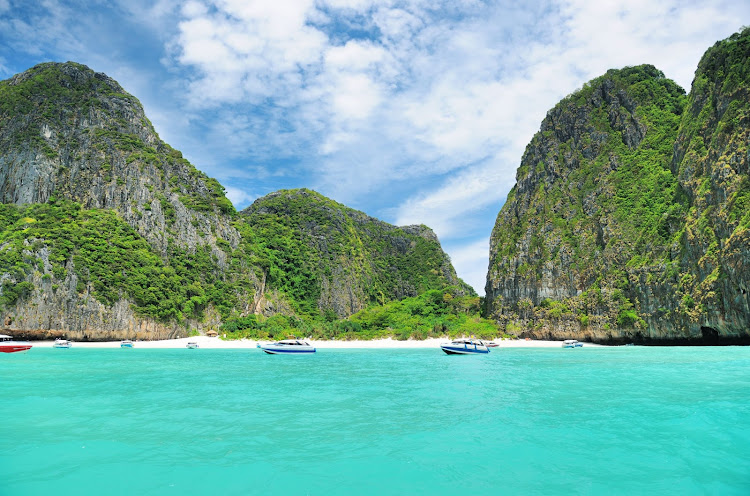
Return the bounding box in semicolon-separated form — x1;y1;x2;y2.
0;334;32;353
53;339;72;349
186;341;199;349
120;340;134;348
440;338;490;355
260;339;316;354
563;339;583;348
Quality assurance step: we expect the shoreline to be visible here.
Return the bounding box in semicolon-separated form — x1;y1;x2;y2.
28;336;603;349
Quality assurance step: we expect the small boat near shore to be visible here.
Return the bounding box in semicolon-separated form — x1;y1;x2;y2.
563;339;583;348
120;340;134;348
0;334;32;353
53;339;72;349
186;341;199;349
440;338;490;355
260;339;316;354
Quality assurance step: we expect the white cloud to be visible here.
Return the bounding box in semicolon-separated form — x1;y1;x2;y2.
173;0;327;106
224;185;257;207
444;238;490;296
394;154;516;239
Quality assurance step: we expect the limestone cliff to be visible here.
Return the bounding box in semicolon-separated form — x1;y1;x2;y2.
0;62;239;255
0;62;254;338
485;29;750;344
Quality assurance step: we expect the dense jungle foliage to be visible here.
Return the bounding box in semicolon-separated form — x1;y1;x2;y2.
236;189;474;316
220;286;500;341
0;200;241;320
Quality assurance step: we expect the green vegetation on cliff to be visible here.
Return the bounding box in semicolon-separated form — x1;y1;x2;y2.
494;64;687;269
0;62;235;219
0;200;241;321
668;27;750;327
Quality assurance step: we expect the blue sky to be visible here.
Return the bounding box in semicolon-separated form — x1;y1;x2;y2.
1;0;748;294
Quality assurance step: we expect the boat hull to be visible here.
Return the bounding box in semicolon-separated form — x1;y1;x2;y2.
261;346;316;354
0;344;32;353
440;345;489;355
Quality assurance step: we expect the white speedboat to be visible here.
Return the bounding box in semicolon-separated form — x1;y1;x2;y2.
0;334;32;353
440;338;490;355
53;339;72;349
260;339;316;354
186;341;199;349
563;339;582;348
120;340;134;348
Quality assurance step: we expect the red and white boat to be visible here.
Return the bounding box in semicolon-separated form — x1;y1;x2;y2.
0;334;32;353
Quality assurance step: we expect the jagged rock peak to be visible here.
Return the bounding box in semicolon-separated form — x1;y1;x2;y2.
8;61;125;93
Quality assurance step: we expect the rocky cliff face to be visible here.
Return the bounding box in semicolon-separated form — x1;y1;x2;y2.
671;29;750;340
485;29;750;344
0;62;253;338
0;62;239;256
240;189;473;318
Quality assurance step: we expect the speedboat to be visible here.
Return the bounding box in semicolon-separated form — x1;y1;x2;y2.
486;341;500;348
120;340;134;348
0;334;32;353
186;341;199;349
260;339;316;354
440;338;490;355
562;339;582;348
53;338;72;349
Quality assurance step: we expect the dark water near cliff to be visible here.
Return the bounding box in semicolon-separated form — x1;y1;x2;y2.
2;347;749;495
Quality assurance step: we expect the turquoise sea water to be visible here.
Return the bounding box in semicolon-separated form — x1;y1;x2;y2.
2;346;750;495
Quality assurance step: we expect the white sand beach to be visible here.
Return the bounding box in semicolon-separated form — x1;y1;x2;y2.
30;336;602;349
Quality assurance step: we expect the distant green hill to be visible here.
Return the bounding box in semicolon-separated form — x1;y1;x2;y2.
236;188;474;318
485;28;750;344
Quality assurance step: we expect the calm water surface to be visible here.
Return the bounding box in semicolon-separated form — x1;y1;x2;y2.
2;346;749;495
